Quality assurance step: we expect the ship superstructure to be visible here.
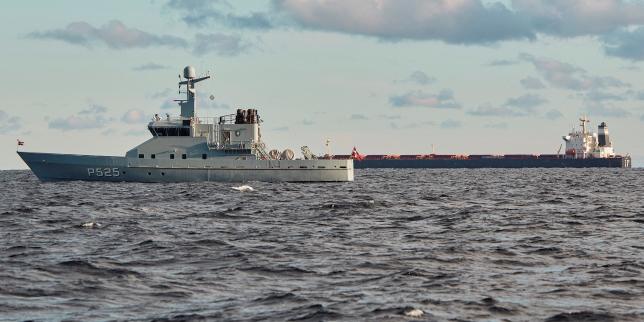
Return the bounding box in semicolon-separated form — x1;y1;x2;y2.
562;116;615;159
18;66;354;182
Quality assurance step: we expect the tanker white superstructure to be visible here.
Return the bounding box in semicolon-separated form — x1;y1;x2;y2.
562;116;616;159
18;66;354;182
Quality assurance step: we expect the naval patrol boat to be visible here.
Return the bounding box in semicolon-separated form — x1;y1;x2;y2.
18;66;354;182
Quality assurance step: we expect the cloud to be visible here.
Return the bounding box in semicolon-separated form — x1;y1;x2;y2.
389;89;461;109
440;119;462;129
584;102;632;118
28;20;188;49
29;20;252;57
132;63;169;71
192;33;249;56
49;116;108;130
350;114;368;120
468;104;514;117
150;88;174;99
302;119;315;125
0;110;21;134
519;53;628;91
273;126;289;131
520;77;546;90
401;71;435;85
389;120;435;130
641;115;644;122
124;129;147;136
622;65;642;71
49;105;111;131
273;0;644;46
274;0;535;44
203;93;231;109
505;93;547;109
121;109;149;124
512;0;644;37
484;122;508;129
79;104;107;115
582;91;627;102
166;0;272;29
161;100;178;110
377;114;402;120
545;109;563;120
160;93;230;110
602;27;644;60
468;93;547;117
487;59;518;66
165;0;644;61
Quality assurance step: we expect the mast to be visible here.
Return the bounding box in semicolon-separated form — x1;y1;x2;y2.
579;115;589;134
178;66;210;118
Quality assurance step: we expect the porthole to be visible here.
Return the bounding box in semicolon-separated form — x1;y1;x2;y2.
148;172;151;175
235;130;241;137
161;172;165;176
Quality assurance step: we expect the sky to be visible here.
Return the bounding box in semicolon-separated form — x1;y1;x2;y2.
1;0;644;169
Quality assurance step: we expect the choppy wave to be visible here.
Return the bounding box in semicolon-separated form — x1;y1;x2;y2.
1;168;643;321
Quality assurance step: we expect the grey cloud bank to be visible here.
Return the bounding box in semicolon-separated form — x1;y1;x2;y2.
389;89;460;109
468;93;547;118
132;63;169;71
584;102;632;118
29;20;250;56
31;1;644;61
519;54;628;91
192;33;248;56
166;0;273;29
271;0;644;60
28;20;187;49
48;105;111;131
520;77;546;90
0;110;21;134
403;71;435;85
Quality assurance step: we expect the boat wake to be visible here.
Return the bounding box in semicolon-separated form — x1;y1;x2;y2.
232;185;254;192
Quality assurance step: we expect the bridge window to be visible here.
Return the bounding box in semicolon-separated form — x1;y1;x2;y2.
138;154;144;159
148;126;191;137
182;154;187;159
202;154;207;160
151;154;156;159
170;154;175;159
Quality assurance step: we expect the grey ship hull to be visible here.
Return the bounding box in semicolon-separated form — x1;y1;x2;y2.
18;152;354;182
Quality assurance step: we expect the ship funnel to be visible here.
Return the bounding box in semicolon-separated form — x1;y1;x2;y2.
598;122;611;147
183;66;196;79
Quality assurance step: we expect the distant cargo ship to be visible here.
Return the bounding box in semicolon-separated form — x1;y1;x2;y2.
333;117;631;168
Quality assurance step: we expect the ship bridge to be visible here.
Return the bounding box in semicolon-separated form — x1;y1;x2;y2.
133;66;271;160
